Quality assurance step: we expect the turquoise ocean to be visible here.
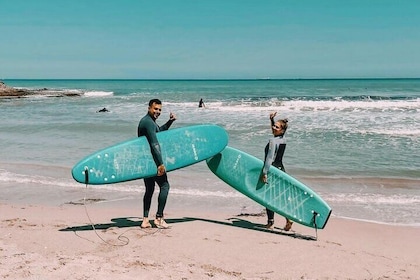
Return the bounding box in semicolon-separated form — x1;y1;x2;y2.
1;79;419;226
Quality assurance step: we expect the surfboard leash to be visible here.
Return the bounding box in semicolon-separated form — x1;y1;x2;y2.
82;167;130;246
81;167;161;246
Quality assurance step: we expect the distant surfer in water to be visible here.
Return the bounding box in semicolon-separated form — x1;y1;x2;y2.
137;99;177;229
97;107;109;112
198;98;205;108
261;112;293;231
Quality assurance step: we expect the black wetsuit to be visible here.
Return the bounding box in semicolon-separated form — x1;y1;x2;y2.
263;135;286;221
138;113;174;218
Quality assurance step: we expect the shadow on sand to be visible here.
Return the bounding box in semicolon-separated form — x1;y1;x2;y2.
59;216;317;241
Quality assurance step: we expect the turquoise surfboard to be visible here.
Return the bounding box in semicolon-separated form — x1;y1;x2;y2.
72;124;228;185
206;146;332;229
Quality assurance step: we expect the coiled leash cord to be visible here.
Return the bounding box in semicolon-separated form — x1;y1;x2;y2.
82;168;161;246
83;168;130;246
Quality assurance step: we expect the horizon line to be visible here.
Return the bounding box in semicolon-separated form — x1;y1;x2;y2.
3;77;420;81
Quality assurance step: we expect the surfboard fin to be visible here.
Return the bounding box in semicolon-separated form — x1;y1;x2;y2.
84;167;89;185
312;211;318;240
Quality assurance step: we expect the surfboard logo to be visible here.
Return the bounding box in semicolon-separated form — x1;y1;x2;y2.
191;143;198;160
233;154;241;169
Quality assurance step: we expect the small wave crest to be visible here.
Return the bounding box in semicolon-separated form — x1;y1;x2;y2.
84;91;114;97
170;188;243;198
324;192;420;226
64;89;84;95
0;169;243;199
182;98;420;113
359;128;420;137
0;169;76;188
324;192;420;205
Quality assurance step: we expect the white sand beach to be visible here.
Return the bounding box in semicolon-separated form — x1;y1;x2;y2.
1;200;419;279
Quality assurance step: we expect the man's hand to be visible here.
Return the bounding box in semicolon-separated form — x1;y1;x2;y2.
169;112;177;121
157;164;166;176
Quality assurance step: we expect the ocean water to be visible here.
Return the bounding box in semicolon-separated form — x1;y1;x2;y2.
1;79;419;226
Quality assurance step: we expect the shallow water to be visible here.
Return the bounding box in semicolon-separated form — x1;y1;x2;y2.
1;79;419;225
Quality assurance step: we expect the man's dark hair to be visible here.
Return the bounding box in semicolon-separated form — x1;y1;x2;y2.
149;99;162;106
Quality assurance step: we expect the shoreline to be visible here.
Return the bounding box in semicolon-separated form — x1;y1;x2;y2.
1;160;419;227
1;200;419;279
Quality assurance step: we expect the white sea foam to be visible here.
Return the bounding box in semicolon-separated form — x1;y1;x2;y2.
0;169;242;198
194;99;419;115
65;89;84;94
325;193;420;205
84;91;114;97
360;128;420;136
334;216;420;227
0;169;78;189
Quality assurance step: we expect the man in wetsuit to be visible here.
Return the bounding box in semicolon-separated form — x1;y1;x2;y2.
261;112;293;231
138;99;176;229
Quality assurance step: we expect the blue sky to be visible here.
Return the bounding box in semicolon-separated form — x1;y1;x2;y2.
1;0;420;79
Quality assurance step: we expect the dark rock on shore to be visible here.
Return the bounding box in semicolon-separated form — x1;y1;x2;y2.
0;81;81;98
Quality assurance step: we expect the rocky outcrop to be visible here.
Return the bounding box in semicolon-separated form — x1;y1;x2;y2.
0;81;28;97
0;81;81;98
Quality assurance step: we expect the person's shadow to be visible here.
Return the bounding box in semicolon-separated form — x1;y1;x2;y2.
59;216;316;241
